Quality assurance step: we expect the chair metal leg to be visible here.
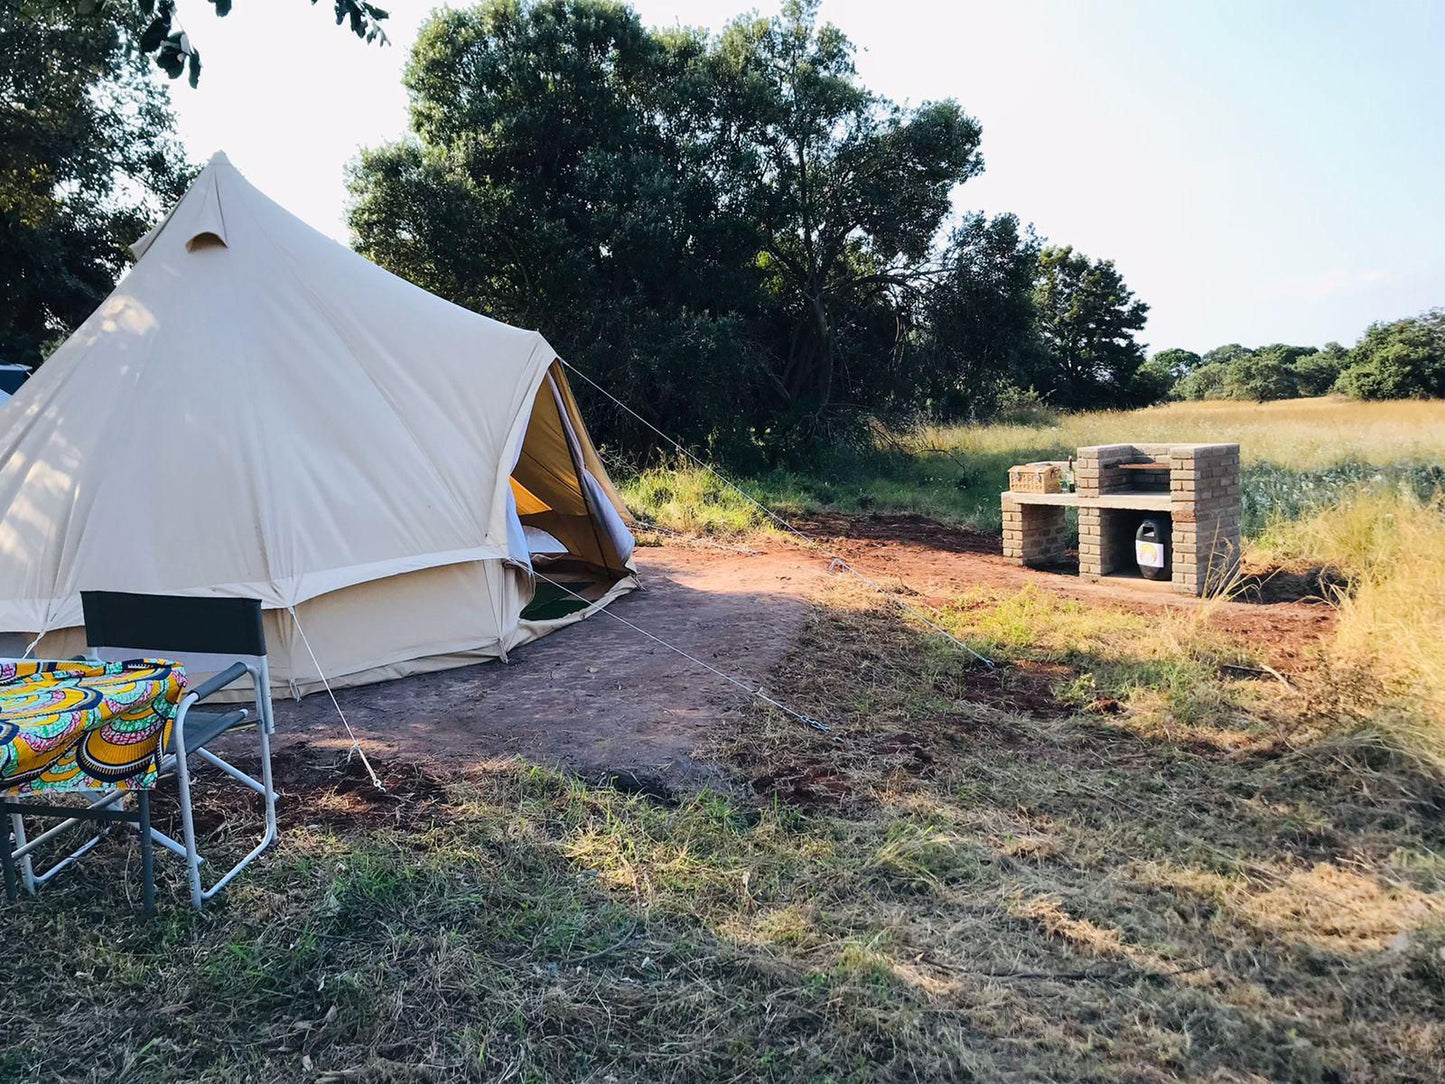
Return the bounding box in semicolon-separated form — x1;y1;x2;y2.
137;791;155;918
10;813;35;893
1;817;17;904
259;724;278;838
192;725;279;904
173;745;205;910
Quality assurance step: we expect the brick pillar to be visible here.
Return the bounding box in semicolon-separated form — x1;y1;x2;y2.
1081;507;1136;578
1002;495;1024;562
1170;444;1241;596
1078;506;1102;577
1002;496;1068;567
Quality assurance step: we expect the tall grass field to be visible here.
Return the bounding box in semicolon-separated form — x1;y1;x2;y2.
1254;489;1445;774
620;397;1445;536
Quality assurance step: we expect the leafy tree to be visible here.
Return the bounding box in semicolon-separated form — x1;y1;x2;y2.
1171;323;1445;404
711;0;982;415
1220;347;1298;401
1335;310;1445;399
1173;361;1231;401
1131;357;1180;403
13;2;390;87
1150;348;1202;378
1202;343;1250;368
350;0;766;457
1;6;192;368
917;212;1041;418
1172;343;1347;402
1129;347;1201;403
1292;342;1348;396
349;0;985;461
1029;246;1150;409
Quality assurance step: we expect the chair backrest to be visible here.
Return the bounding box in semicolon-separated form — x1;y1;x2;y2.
81;591;267;667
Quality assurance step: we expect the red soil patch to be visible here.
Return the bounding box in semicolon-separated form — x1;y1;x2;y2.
795;512;1333;673
241;515;1331;790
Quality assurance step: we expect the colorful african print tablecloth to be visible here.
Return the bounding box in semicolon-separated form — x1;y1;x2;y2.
0;659;187;794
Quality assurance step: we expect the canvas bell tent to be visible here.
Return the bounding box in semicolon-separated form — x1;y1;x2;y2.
0;152;636;694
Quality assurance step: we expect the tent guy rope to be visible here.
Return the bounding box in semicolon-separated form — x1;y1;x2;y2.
287;606;387;792
530;570;831;734
560;359;994;669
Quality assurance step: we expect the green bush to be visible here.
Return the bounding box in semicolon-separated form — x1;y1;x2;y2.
1165;317;1444;405
1241;460;1445;537
1174;361;1231;401
1220;349;1299;401
1291;344;1348;396
987;384;1059;427
1335;312;1445;400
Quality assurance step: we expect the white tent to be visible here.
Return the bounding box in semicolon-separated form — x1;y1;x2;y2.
0;152;636;694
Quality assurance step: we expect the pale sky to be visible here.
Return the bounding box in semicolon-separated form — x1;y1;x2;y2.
170;0;1445;353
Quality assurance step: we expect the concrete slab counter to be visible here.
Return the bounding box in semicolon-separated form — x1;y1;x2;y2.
1002;443;1241;596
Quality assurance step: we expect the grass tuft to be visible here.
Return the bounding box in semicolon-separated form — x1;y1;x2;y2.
1256;487;1445;774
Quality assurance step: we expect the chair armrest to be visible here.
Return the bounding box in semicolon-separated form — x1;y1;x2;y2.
187;661;251;703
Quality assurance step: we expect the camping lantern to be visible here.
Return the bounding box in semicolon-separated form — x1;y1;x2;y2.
1134;518;1170;581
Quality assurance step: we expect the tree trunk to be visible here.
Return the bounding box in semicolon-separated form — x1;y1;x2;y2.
778;291;833;408
812;293;833;406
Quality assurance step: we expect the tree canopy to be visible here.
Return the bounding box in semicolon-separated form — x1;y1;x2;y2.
1;6;192;367
12;2;390;87
1334;312;1445;400
711;6;982;414
350;0;1003;461
1029;246;1151;409
1163;313;1443;404
917;212;1042;419
22;0;1430;452
349;0;1153;462
351;0;767;457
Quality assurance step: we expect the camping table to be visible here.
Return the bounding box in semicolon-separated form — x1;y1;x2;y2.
0;659;187;911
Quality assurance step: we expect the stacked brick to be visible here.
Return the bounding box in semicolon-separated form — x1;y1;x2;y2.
1169;444;1241;595
1076;445;1132;578
1076;444;1169;577
1001;496;1069;566
1077;504;1141;577
1076;443;1176;494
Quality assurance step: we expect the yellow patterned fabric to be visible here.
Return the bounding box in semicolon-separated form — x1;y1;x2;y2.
0;660;187;794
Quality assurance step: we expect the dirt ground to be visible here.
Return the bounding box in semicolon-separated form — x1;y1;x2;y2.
269;517;1334;787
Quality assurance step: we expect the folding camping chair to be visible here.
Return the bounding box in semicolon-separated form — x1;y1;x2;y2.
1;592;277;913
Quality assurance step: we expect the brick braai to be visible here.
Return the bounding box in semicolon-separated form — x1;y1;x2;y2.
1003;443;1241;597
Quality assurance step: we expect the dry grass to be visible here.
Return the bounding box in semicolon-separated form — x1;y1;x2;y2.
920;396;1445;471
1253;488;1445;775
4;542;1444;1081
710;581;1445;1079
621;397;1445;538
